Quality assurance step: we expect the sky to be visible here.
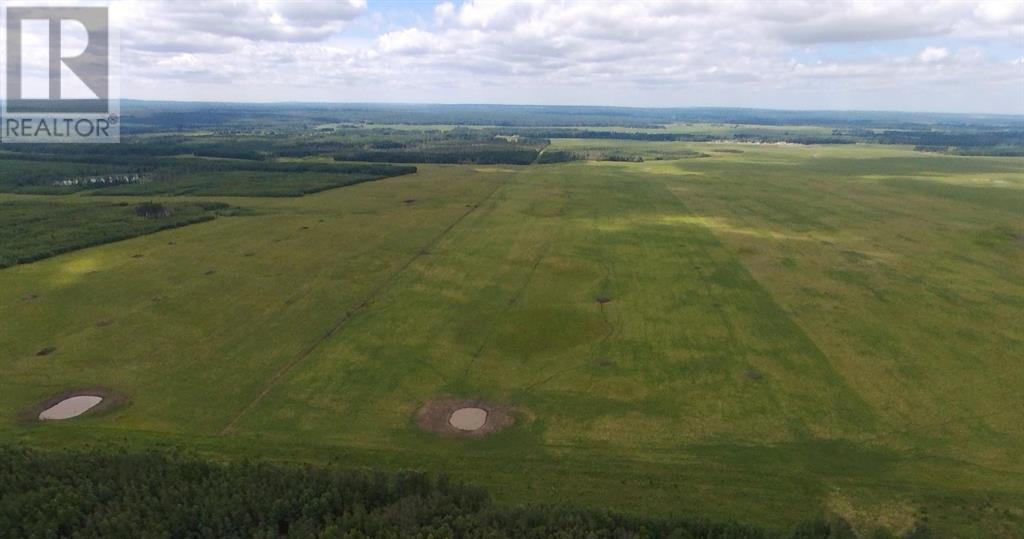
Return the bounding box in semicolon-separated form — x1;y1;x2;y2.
8;0;1024;113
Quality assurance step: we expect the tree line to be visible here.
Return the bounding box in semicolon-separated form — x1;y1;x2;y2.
0;445;930;538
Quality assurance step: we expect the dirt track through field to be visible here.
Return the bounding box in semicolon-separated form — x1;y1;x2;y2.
220;177;509;435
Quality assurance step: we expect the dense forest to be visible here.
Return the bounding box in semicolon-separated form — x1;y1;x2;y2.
0;446;924;538
0;201;232;268
0;151;415;195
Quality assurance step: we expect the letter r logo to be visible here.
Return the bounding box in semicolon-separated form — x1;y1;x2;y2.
5;7;109;113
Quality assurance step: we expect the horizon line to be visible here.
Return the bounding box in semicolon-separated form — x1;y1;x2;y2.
115;98;1024;118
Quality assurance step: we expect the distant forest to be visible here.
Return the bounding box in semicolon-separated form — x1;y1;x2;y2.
119;100;1022;129
0;103;1018;191
115;101;1024;157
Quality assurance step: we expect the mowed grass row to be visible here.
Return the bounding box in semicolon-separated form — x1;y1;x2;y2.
654;144;1024;456
2;147;1022;536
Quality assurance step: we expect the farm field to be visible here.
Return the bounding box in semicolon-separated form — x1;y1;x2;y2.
1;142;1022;536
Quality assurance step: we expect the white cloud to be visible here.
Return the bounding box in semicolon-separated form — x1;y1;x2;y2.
434;2;456;24
118;0;367;48
973;0;1024;25
96;0;1024;112
919;46;951;63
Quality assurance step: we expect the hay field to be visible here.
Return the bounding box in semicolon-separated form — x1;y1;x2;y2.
2;144;1022;536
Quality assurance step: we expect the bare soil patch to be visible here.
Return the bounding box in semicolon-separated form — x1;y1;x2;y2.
416;397;514;437
39;396;103;420
19;388;129;425
449;407;487;430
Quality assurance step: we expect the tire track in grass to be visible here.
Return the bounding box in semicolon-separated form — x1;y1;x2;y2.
455;241;552;386
664;179;875;433
220;177;508;435
517;257;618;394
455;169;570;390
517;185;617;395
518;302;617;394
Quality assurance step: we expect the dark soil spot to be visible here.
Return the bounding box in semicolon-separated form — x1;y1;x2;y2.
416;397;515;438
167;241;175;245
35;346;56;357
243;252;255;257
404;199;417;204
596;296;612;305
744;369;764;381
131;254;143;259
203;270;215;276
301;226;310;230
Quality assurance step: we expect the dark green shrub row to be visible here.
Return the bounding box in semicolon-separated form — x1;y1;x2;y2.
0;446;930;539
0;201;224;268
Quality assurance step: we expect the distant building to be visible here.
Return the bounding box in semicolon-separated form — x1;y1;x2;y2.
55;174;142;187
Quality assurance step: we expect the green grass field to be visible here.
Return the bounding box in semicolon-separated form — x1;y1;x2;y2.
1;143;1022;536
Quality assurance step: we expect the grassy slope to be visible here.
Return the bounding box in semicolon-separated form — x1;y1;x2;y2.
1;148;1022;536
